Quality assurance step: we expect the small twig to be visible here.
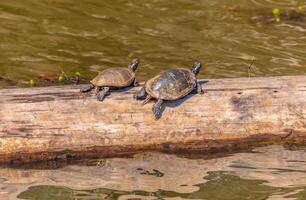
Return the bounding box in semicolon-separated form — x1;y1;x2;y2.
57;66;67;78
281;129;294;140
75;76;80;85
75;72;81;85
248;56;255;78
96;159;106;167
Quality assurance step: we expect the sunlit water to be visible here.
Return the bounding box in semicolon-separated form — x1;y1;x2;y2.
0;146;306;200
0;0;305;88
1;0;306;199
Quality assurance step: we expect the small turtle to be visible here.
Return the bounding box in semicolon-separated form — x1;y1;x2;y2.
134;62;203;119
80;58;139;101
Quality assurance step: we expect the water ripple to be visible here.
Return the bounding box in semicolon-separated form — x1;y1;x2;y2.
0;0;305;86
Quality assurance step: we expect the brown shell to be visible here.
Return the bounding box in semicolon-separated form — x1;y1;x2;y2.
145;68;196;100
90;68;135;87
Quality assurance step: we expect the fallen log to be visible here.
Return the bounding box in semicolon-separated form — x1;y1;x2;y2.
0;75;305;163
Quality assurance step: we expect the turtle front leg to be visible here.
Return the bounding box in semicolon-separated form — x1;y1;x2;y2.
97;87;110;101
196;82;204;94
80;84;95;93
152;99;164;119
95;86;101;94
134;85;147;100
133;79;139;87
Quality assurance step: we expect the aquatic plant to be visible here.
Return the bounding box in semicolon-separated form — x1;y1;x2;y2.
75;71;81;84
75;71;81;77
58;75;65;83
272;8;281;23
297;6;303;13
29;79;36;87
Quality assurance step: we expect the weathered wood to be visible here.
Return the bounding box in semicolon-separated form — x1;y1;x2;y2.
0;75;305;163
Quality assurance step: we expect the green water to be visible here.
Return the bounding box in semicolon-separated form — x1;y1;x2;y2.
17;173;284;200
0;0;305;88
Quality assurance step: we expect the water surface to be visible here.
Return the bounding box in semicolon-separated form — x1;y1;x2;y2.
0;0;305;88
1;146;306;199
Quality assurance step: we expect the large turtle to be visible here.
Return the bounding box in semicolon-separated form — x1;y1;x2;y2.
134;62;203;119
80;58;139;101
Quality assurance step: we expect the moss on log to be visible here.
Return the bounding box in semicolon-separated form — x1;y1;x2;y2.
0;75;306;163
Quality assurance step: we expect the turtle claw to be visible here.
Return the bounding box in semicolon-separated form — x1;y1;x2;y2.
133;79;139;87
96;87;110;102
133;93;140;99
152;106;162;119
197;83;204;94
80;84;94;93
152;99;164;119
97;93;106;101
198;88;204;94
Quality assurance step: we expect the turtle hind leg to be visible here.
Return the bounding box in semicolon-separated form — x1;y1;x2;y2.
97;87;110;101
152;99;164;119
142;95;152;105
134;84;147;100
191;82;204;94
80;84;95;93
133;79;139;87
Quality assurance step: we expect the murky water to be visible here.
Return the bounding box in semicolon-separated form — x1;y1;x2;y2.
0;0;305;88
1;0;306;199
0;146;306;199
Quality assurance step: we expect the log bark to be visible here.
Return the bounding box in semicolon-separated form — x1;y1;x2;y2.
0;75;306;163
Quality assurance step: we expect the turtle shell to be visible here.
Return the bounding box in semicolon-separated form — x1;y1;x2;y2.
91;68;135;87
145;68;196;100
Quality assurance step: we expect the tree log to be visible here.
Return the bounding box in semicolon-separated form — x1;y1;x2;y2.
0;75;305;163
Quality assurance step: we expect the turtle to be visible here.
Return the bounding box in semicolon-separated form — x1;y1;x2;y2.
80;58;140;101
134;62;203;119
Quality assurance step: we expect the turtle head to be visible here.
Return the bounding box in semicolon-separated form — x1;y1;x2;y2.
128;58;140;71
191;62;201;75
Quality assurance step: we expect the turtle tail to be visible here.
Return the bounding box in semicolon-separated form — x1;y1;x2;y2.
142;96;152;105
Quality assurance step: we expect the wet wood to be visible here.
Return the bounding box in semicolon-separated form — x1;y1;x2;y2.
0;75;306;163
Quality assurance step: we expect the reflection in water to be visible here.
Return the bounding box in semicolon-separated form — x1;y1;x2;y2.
0;146;306;199
18;173;283;200
0;0;306;88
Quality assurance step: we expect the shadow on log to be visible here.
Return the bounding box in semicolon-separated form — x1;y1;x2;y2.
0;75;306;163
